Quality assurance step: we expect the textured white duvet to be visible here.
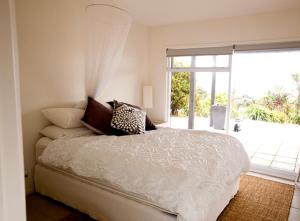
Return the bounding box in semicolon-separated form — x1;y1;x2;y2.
39;128;249;221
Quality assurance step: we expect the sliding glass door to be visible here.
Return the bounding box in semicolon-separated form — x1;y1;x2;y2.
169;54;232;132
168;47;300;180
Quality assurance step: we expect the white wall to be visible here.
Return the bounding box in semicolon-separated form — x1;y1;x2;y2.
16;0;149;194
0;0;26;220
148;8;300;121
100;24;149;104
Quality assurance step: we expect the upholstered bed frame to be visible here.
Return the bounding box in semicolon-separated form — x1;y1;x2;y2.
35;164;239;221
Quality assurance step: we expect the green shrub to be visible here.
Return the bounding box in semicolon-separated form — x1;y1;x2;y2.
246;104;289;123
231;107;242;119
216;93;228;106
288;113;300;124
268;110;286;123
171;72;190;116
246;105;270;121
195;97;211;117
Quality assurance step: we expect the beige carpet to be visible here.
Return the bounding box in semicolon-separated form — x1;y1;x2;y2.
218;175;294;221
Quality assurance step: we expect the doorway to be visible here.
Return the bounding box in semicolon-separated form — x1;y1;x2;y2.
229;51;300;180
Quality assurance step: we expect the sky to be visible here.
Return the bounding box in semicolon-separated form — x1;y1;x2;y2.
232;51;300;99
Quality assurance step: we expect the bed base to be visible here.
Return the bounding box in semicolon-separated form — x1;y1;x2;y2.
34;164;239;221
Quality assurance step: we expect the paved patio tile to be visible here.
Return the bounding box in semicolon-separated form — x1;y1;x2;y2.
279;146;300;151
274;156;297;164
271;161;295;171
292;195;300;209
277;151;299;158
253;153;275;161
171;117;300;175
251;157;272;166
257;147;278;155
288;208;300;221
243;145;253;150
281;144;300;150
244;146;260;153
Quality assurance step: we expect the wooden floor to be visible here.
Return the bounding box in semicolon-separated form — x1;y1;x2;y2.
26;194;96;221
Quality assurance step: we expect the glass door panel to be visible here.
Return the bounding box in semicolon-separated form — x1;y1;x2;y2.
194;72;212;130
214;72;229;132
195;56;214;67
172;56;192;68
229;51;300;180
194;72;229;131
170;72;190;129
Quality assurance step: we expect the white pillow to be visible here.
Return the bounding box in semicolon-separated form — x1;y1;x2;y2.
41;108;84;128
40;125;94;140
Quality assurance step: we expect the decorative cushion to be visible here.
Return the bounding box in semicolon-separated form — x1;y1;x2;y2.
111;102;146;135
41;108;84;129
40;125;94;140
81;97;126;135
107;101;156;131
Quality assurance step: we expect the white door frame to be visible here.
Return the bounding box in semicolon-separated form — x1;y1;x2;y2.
0;0;26;220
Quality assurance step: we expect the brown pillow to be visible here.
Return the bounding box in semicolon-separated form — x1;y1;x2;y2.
81;97;127;136
107;101;156;131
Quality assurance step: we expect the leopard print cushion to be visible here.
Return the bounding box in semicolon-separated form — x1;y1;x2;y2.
111;103;146;135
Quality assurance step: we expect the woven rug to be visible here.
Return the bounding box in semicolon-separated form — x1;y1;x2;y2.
218;175;294;221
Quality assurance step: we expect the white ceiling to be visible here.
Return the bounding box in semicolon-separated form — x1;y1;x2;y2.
100;0;300;26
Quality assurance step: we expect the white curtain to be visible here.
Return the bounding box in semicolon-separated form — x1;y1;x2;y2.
85;4;132;98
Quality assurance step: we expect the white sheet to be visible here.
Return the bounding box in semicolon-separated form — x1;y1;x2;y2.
39;128;250;221
36;137;53;160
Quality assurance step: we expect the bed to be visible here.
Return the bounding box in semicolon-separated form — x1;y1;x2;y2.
34;128;249;221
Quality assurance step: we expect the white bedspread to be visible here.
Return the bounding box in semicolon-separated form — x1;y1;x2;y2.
39;128;249;221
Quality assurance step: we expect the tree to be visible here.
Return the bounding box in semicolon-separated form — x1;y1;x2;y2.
261;88;290;115
195;87;210;117
292;73;300;114
170;72;190;116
